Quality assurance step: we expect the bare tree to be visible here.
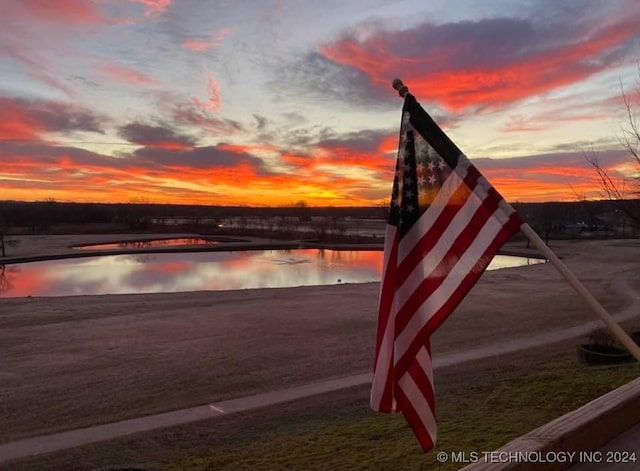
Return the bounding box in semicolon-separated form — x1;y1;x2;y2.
293;200;311;223
0;215;7;257
124;197;153;230
620;75;640;178
585;73;640;227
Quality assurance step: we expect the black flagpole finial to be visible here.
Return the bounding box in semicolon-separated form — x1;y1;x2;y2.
392;78;409;98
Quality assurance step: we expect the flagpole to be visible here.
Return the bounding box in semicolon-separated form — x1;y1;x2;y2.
520;223;640;363
391;78;640;364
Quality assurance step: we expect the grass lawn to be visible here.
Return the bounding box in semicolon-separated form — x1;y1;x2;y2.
2;238;639;470
4;341;639;471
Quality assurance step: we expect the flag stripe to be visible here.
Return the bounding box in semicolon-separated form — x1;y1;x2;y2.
422;212;523;336
394;210;512;369
396;170;490;292
371;225;399;412
397;346;437;450
395;213;523;373
415;342;434;388
395;386;435;451
397;185;503;320
409;346;435;412
394;175;503;335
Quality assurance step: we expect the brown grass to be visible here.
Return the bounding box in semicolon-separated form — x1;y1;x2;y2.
3;340;639;471
0;237;638;463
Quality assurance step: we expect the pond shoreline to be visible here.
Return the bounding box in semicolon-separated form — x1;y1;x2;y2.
0;232;543;265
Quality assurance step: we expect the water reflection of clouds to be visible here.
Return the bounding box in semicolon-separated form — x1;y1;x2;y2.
1;263;51;297
0;251;543;298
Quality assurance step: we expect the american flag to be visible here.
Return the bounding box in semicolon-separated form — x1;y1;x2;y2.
370;92;523;451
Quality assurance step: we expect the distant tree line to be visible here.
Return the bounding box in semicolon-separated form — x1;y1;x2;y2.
0;198;636;241
0;200;382;234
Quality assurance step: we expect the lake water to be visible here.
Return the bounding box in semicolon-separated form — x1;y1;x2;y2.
75;237;220;250
0;250;544;298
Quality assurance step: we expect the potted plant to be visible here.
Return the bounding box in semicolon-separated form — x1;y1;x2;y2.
578;327;632;365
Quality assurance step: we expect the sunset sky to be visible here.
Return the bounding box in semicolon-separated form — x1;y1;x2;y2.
2;0;640;206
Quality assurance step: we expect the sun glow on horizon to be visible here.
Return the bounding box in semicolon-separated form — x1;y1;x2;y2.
1;0;639;206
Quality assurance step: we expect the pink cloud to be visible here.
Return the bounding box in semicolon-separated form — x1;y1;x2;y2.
0;42;77;97
182;28;232;51
193;71;223;113
127;0;172;17
181;39;212;52
500;95;619;133
6;0;105;24
501;111;612;133
100;63;161;85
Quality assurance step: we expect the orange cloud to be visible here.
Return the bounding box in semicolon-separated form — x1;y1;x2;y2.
476;151;630;202
2;137;380;206
1;117;628;206
0;157;594;205
489;176;595;202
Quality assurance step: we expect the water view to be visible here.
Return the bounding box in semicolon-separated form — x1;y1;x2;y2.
0;250;544;298
75;237;221;250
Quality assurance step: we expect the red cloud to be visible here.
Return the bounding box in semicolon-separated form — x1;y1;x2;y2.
0;102;44;142
320;14;640;111
0;96;104;142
